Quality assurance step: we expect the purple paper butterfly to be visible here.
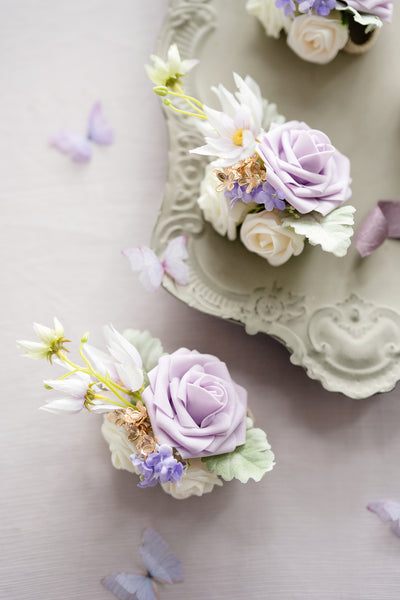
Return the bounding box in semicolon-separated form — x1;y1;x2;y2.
123;236;190;293
367;500;400;537
102;529;184;600
50;101;114;162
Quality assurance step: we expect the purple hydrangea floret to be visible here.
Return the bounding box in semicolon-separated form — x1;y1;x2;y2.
225;181;286;211
311;0;337;16
252;182;286;211
224;182;255;206
130;444;185;489
298;0;314;11
275;0;296;17
277;0;337;17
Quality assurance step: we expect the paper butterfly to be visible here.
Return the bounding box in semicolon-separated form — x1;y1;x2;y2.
49;101;114;162
102;528;183;600
123;236;190;292
367;499;400;537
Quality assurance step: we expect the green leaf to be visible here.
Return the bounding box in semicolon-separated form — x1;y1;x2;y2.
202;428;275;483
336;3;383;33
282;205;356;258
122;329;165;372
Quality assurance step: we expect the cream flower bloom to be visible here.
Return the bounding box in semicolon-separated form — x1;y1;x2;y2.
17;317;66;361
101;417;139;474
246;0;292;38
287;14;349;64
198;162;255;240
146;43;199;88
161;459;223;500
240;210;305;266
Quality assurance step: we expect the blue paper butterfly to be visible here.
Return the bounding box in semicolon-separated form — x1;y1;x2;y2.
102;529;183;600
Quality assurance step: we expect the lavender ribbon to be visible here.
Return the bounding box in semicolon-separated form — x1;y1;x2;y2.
354;201;400;257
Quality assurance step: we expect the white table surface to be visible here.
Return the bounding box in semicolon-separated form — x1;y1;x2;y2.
2;2;400;599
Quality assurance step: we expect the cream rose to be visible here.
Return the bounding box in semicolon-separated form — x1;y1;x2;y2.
287;14;349;64
246;0;292;38
161;459;223;499
101;416;139;474
240;210;305;266
198;162;254;241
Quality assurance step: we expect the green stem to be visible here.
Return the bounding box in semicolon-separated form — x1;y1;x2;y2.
165;101;207;120
57;349;132;408
78;342;95;370
78;343;132;406
57;368;80;380
184;98;205;115
93;393;125;408
106;378;137;397
57;352;82;372
168;90;204;109
168;89;206;117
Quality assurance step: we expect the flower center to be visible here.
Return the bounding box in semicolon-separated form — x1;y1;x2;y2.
85;388;96;407
164;73;181;88
233;128;244;146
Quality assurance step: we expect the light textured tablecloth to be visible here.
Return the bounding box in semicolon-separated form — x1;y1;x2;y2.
2;2;400;599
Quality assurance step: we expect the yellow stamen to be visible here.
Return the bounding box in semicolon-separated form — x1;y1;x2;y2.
233;128;244;146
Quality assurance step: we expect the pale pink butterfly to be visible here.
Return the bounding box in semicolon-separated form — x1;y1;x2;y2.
122;236;189;292
102;528;183;600
367;500;400;537
50;101;114;162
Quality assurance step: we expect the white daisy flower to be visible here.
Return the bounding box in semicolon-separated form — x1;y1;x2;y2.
190;73;265;167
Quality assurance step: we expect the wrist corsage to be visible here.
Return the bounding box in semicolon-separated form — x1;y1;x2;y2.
148;46;355;267
18;319;275;499
246;0;393;63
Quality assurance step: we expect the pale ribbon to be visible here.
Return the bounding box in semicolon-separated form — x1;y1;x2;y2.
354;200;400;257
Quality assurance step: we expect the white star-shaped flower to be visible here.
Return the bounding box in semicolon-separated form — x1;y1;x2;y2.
17;317;67;361
146;44;199;88
41;372;92;414
41;372;115;414
84;325;144;393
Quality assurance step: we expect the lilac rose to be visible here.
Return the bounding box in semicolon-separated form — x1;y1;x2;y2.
256;121;351;215
344;0;393;22
142;349;247;459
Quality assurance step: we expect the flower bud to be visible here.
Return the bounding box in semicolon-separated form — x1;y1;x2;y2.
153;86;169;97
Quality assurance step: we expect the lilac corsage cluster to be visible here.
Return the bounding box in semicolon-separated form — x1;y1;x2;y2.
131;445;185;488
148;48;355;266
247;0;393;63
18;320;274;499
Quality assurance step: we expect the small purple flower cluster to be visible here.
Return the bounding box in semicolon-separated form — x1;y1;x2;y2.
276;0;337;17
130;444;185;488
253;183;286;211
225;182;254;206
225;181;286;211
276;0;296;16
